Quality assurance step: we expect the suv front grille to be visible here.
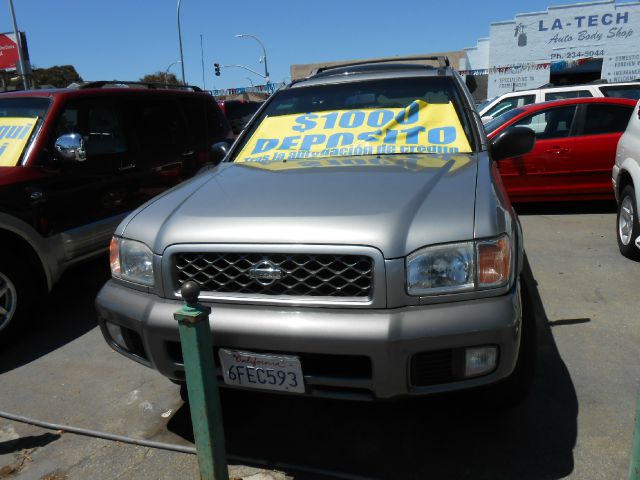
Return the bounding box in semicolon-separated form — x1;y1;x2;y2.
174;252;373;298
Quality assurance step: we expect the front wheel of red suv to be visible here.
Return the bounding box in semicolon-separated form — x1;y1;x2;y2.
617;185;640;260
0;256;39;347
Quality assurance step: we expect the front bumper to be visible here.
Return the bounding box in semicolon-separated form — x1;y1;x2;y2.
96;280;522;401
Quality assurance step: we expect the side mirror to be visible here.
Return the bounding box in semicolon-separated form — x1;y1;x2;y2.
490;126;535;161
54;133;87;162
209;141;231;166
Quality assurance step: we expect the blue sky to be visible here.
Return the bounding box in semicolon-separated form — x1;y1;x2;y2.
0;0;623;91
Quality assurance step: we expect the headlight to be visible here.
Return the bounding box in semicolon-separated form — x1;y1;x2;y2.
406;234;512;296
109;236;154;286
407;241;475;295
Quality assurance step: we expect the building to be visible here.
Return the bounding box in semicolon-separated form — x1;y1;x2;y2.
290;1;640;103
464;0;640;99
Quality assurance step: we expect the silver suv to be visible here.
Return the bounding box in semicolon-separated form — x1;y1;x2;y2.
96;57;537;405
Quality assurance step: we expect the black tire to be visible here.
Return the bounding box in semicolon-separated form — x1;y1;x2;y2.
617;185;640;260
179;383;189;403
0;255;42;348
484;275;537;410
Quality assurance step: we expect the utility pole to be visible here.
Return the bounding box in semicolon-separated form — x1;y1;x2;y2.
7;0;29;90
177;0;186;84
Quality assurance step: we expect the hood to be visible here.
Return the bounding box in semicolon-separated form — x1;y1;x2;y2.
123;154;478;259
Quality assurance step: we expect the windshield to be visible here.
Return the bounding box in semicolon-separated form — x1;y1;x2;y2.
230;77;475;164
484;107;525;135
0;97;51;166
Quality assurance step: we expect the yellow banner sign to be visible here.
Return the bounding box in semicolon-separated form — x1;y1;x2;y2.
235;100;472;164
0;117;38;167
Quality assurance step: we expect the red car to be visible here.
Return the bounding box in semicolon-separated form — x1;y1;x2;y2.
485;97;637;202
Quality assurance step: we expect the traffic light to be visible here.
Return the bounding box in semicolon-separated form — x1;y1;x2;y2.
214;63;221;76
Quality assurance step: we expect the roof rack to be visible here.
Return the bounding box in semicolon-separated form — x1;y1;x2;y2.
75;81;202;91
312;56;450;76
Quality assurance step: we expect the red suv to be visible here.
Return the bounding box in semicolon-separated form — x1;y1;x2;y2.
0;82;231;342
485;97;636;202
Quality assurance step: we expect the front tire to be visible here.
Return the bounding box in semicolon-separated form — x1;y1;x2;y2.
0;256;41;347
617;185;640;260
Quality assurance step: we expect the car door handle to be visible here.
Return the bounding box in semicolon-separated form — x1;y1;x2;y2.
546;147;570;154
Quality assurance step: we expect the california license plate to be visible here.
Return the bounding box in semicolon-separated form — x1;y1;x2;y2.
218;349;305;393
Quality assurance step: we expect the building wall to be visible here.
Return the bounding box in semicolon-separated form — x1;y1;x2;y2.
463;38;490;71
487;0;640;96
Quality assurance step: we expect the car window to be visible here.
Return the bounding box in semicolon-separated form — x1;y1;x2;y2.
581;104;634;135
483;95;535;119
484;108;525;135
128;97;188;162
222;100;263;135
53;99;129;162
544;90;593;101
230;76;475;163
0;97;51;166
182;97;229;149
85;104;127;156
600;85;640;100
513;105;577;139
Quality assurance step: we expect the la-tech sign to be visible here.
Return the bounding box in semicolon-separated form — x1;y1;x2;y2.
487;0;640;97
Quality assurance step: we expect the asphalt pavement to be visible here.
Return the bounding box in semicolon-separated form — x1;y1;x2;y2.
0;201;638;479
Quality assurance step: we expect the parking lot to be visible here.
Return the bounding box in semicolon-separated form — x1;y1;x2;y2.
0;201;638;480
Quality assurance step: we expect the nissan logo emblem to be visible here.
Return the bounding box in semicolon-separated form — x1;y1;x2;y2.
248;260;283;286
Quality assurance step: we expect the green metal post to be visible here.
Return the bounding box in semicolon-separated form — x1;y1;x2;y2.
174;281;228;480
631;388;640;480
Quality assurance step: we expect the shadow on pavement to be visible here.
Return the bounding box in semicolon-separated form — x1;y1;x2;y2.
167;255;578;480
0;432;60;455
0;256;109;375
514;200;616;216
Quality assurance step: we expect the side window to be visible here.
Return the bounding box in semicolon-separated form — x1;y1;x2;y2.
85;104;127;156
581;104;633;135
484;94;535;118
514;105;577;139
56;107;80;137
600;85;640;100
544;90;593;101
52;99;128;163
181;98;229;150
129;98;188;162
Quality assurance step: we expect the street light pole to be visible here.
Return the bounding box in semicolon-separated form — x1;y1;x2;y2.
234;34;269;83
7;0;28;90
177;0;186;84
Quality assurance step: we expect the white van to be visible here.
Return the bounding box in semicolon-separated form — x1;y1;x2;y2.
479;82;640;123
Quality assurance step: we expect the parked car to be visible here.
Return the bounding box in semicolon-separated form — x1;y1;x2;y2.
485;97;636;202
612;99;640;259
217;99;264;137
479;81;640;124
0;81;232;342
96;57;537;406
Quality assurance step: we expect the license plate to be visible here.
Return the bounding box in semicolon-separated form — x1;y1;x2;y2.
218;349;305;394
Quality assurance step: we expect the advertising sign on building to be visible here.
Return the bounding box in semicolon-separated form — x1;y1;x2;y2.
485;0;640;97
0;32;28;72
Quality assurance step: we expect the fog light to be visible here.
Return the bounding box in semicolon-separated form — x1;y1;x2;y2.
105;321;127;351
465;346;497;378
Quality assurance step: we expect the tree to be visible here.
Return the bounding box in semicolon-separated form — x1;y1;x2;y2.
32;65;83;88
140;71;183;86
1;64;83;90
